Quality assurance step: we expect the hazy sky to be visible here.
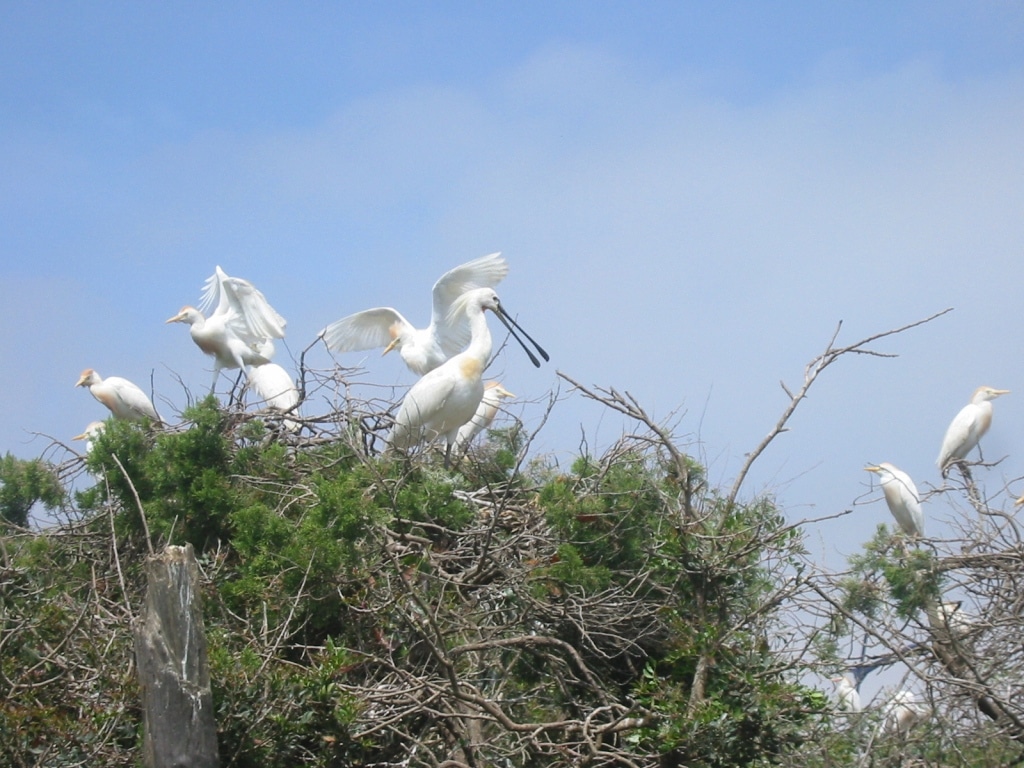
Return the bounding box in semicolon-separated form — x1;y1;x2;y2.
3;2;1024;590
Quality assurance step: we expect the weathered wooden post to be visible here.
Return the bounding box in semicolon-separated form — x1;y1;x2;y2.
134;544;220;768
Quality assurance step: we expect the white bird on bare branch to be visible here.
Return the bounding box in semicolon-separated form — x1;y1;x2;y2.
76;369;161;423
865;462;924;538
937;386;1009;477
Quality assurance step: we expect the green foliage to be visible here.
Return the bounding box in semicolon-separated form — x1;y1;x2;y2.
0;391;828;767
0;452;64;527
845;525;941;618
539;450;666;583
0;528;138;766
459;423;525;486
209;632;360;768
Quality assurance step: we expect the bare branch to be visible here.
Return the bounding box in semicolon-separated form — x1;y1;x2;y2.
728;307;952;505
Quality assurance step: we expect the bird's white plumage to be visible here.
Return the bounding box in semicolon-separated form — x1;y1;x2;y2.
388;286;538;463
76;369;161;423
199;265;287;340
865;462;924;537
937;386;1009;474
926;600;971;639
321;252;509;375
452;381;514;456
831;676;861;713
168;266;286;391
880;690;929;736
246;363;301;433
72;420;106;453
246;363;299;413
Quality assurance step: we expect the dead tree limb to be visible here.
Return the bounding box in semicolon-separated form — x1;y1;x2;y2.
727;307;953;506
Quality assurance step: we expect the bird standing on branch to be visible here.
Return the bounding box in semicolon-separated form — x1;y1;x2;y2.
831;675;862;713
388;288;546;467
167;266;287;392
880;690;930;736
76;369;161;423
937;386;1009;477
865;462;924;538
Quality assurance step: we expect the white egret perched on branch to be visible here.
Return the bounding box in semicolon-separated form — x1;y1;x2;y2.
76;369;161;423
880;690;930;736
72;421;106;453
926;600;971;640
831;675;862;713
388;288;547;466
452;381;515;456
167;266;287;392
937;386;1009;477
865;463;924;538
320;252;509;375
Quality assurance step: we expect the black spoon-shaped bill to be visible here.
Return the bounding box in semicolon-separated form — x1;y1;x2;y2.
493;304;549;368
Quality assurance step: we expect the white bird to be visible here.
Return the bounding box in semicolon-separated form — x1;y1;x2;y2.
881;690;929;736
926;600;971;639
320;253;509;375
167;266;287;392
72;420;106;453
245;363;300;431
937;386;1009;476
831;675;862;713
76;369;161;423
452;381;515;456
388;287;546;466
865;463;924;537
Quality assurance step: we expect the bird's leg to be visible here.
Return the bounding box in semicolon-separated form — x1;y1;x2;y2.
229;369;245;407
443;443;453;470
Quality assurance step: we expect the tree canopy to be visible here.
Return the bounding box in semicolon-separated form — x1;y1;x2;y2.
3;311;1023;767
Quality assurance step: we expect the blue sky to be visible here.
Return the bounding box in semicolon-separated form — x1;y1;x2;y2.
4;1;1024;593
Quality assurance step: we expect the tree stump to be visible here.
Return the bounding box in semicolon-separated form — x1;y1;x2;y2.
134;544;220;768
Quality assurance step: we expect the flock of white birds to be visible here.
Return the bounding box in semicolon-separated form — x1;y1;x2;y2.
73;252;1013;739
74;252;547;465
833;384;1011;737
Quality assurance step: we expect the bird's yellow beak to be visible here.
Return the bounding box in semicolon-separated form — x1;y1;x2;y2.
75;374;89;388
994;389;1011;395
864;465;881;474
382;338;401;356
72;431;88;441
165;312;186;324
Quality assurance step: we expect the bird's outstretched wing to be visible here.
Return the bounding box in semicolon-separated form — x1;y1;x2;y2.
321;307;415;353
430;252;508;356
199;266;287;340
